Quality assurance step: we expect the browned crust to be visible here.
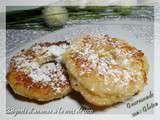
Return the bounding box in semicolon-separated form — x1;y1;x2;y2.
63;34;148;106
6;41;71;101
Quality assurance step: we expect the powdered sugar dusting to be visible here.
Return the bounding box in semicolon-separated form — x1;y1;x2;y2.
47;45;66;56
11;42;69;92
70;34;144;87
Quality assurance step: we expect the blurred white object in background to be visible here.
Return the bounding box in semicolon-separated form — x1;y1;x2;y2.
43;6;68;27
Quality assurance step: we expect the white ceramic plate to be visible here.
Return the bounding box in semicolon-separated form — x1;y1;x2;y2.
6;22;154;114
